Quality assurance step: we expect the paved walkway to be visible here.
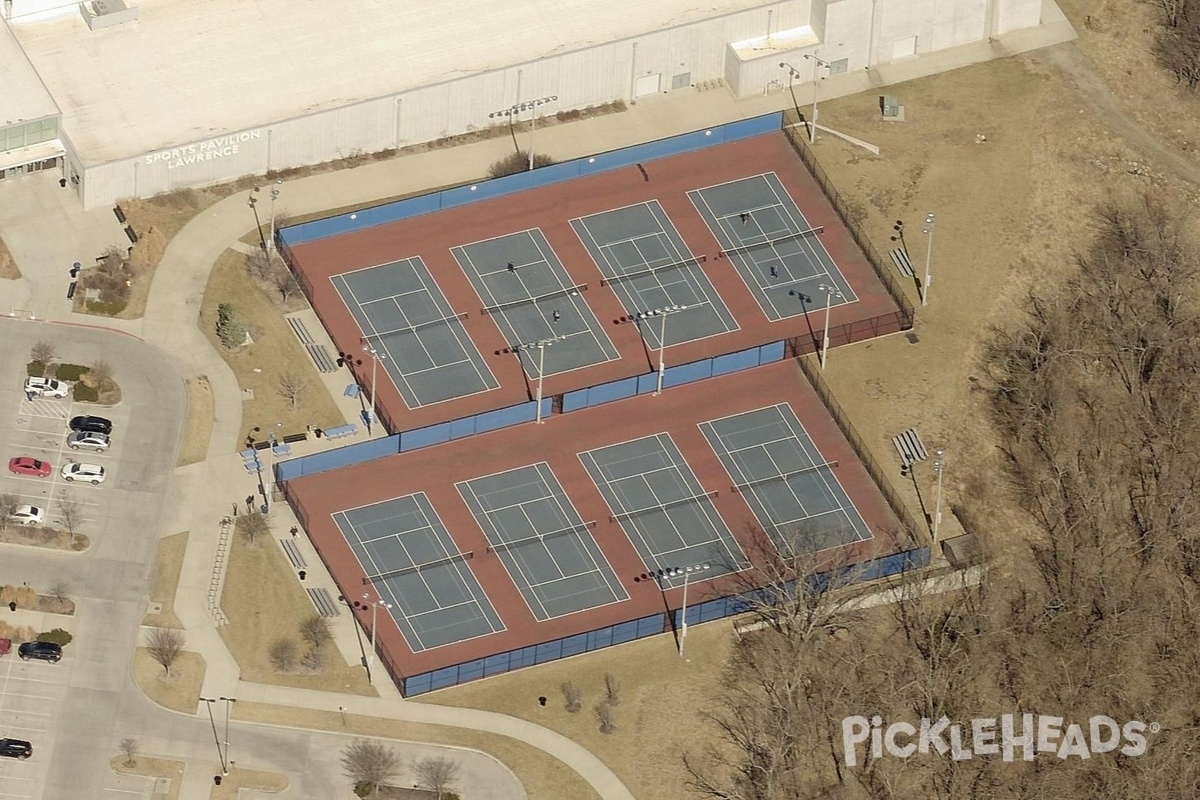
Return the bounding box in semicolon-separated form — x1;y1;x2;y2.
0;14;1081;800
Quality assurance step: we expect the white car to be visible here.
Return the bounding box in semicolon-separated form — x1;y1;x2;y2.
24;377;69;399
9;505;45;526
67;432;110;452
61;462;106;484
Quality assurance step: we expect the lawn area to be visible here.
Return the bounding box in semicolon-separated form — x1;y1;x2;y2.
200;249;345;446
142;532;188;629
211;767;288;799
418;620;735;800
219;529;374;695
0;235;19;280
176;377;215;467
234;703;599;800
133;647;206;714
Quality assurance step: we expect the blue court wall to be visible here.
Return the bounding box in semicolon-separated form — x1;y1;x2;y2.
561;340;785;413
274;397;548;481
280;113;784;248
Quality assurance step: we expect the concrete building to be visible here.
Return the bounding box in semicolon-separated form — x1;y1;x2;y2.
0;0;1051;209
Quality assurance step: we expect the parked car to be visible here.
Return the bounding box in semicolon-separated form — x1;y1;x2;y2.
8;506;45;526
0;739;32;759
61;462;105;484
69;416;112;435
23;377;69;399
67;432;110;452
17;641;61;663
7;457;51;478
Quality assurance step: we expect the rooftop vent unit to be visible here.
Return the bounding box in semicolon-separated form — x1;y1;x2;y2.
81;0;137;30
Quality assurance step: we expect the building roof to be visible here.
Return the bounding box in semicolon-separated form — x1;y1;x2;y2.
0;19;58;128
10;0;768;164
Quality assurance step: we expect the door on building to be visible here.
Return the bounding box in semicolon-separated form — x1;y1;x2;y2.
635;73;662;97
892;36;917;60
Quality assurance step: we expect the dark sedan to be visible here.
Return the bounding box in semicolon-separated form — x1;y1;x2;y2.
69;415;113;435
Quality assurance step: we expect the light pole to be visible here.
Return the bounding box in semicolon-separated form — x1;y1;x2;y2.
362;593;392;684
199;697;229;774
921;212;936;307
362;343;386;436
515;335;563;424
817;284;843;370
778;62;803;123
932;448;945;542
248;189;265;252
218;696;236;770
802;52;832;143
526;95;557;171
267;179;282;255
636;305;687;395
660;564;711;658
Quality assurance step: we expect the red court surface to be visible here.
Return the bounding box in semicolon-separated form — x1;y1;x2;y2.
287;132;905;434
286;359;904;682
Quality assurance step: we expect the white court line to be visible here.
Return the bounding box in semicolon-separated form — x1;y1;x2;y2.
335;274;421;406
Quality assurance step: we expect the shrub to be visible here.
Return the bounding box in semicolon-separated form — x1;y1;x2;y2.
488;150;557;178
56;363;88;382
353;781;375;798
72;384;99;402
269;638;298;672
37;628;73;646
26;361;45;377
85;300;128;316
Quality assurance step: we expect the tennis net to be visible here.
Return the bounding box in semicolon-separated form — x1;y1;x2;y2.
608;490;719;522
365;311;468;339
486;520;598;554
718;225;825;259
731;460;839;493
481;283;588;317
363;550;475;583
599;255;707;287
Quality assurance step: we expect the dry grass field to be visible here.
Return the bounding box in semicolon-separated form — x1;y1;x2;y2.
133;647;206;714
176;376;216;466
142;532;188;629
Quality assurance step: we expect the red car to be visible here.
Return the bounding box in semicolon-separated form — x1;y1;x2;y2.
8;457;51;478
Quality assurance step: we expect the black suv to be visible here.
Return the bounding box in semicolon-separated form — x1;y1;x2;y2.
0;739;32;759
69;415;113;435
18;641;62;663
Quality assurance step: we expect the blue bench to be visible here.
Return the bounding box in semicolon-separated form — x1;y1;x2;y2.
272;444;293;458
323;424;358;440
344;384;361;398
244;460;262;474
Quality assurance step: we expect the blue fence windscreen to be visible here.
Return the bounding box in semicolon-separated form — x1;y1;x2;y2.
280;113;785;248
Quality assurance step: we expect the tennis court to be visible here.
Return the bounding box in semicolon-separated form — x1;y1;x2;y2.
451;230;619;378
333;493;505;652
689;173;857;321
579;433;745;587
700;403;872;554
332;258;499;408
571;201;738;347
457;462;628;621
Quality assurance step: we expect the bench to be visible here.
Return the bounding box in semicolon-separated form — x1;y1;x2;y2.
322;423;358;440
272;444;292;458
243;460;262;475
281;432;309;444
239;448;257;461
306;587;341;618
344;383;361;398
891;427;928;466
890;247;915;278
280;538;307;569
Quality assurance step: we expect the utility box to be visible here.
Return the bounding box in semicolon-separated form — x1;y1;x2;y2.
881;95;902;118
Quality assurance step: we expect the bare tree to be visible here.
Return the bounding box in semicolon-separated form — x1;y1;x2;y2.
236;511;269;544
49;580;70;606
245;248;280;282
0;493;18;530
594;702;617;735
340;739;401;793
415;756;461;800
30;340;56;366
145;627;185;676
88;359;114;386
119;738;138;767
560;681;583;713
604;672;622;706
272;267;300;303
300;614;331;650
58;498;83;536
269;638;298;672
277;370;310;409
301;645;326;672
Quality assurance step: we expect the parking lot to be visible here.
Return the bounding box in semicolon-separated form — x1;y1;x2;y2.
0;655;69;800
3;390;128;544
